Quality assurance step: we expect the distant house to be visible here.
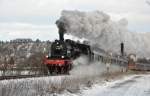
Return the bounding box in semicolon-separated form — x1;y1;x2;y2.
10;38;33;43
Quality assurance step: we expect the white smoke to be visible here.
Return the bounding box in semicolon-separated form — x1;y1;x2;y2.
70;56;122;77
57;10;150;57
72;55;89;66
70;56;106;76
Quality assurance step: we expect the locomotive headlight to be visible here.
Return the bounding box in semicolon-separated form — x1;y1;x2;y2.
59;64;62;66
61;56;64;58
46;55;49;58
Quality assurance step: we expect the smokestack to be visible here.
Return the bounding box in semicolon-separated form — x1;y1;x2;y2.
56;20;66;41
121;42;124;56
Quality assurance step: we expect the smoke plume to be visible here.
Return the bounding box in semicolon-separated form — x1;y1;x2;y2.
57;10;150;57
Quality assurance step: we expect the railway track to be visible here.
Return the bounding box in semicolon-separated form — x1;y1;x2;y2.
0;73;69;80
0;75;48;80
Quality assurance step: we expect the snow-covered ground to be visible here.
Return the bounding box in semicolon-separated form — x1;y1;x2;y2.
60;74;150;96
0;70;123;96
0;72;149;96
0;75;69;96
0;60;127;96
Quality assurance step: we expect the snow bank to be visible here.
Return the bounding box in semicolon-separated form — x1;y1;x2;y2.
57;10;150;57
82;74;150;96
0;76;69;96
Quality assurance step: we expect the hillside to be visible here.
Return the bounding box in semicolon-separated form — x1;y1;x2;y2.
0;39;51;68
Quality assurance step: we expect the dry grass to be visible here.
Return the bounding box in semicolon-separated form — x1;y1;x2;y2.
0;66;144;96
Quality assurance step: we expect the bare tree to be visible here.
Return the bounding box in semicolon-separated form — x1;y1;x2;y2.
25;52;45;67
9;57;15;65
23;52;48;75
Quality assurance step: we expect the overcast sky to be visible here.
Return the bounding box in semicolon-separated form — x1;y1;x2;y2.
0;0;150;41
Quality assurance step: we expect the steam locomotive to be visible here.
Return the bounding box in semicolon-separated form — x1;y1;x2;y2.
43;21;128;75
43;21;92;74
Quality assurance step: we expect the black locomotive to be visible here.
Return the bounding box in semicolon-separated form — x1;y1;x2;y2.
43;21;92;74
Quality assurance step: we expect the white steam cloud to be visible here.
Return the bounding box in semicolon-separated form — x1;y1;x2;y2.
70;56;106;76
70;56;122;77
57;10;150;57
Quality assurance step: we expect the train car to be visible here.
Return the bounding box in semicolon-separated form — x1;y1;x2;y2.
127;54;136;70
127;54;150;71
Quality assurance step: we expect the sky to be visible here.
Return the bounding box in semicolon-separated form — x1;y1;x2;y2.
0;0;150;41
